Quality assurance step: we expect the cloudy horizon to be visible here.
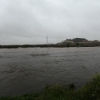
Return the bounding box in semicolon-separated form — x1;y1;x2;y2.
0;0;100;45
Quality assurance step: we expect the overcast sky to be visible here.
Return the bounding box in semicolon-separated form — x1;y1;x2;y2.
0;0;100;44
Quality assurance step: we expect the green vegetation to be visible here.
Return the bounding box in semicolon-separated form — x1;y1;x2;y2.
0;74;100;100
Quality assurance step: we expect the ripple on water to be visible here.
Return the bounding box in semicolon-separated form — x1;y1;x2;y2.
0;47;100;96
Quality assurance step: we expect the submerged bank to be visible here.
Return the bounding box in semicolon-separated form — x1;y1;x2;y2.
0;74;100;100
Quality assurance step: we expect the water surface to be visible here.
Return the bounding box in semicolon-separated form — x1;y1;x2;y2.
0;47;100;96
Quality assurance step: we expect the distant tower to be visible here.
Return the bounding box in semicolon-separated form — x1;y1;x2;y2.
46;36;48;44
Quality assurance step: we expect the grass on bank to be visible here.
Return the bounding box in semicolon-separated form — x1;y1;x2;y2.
0;74;100;100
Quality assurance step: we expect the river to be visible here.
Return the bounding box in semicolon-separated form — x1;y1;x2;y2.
0;47;100;96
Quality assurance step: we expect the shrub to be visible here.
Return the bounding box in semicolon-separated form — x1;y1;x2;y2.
78;74;100;100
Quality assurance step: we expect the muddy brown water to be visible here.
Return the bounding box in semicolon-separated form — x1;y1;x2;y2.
0;47;100;96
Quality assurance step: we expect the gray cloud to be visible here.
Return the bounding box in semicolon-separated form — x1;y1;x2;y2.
0;0;100;44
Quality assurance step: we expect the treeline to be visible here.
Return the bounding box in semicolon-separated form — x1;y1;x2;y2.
57;38;100;47
0;42;100;49
0;44;62;48
57;42;100;47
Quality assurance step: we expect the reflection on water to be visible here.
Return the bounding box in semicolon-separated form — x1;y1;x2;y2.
0;47;100;96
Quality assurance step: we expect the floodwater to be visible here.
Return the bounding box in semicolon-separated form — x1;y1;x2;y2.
0;47;100;96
